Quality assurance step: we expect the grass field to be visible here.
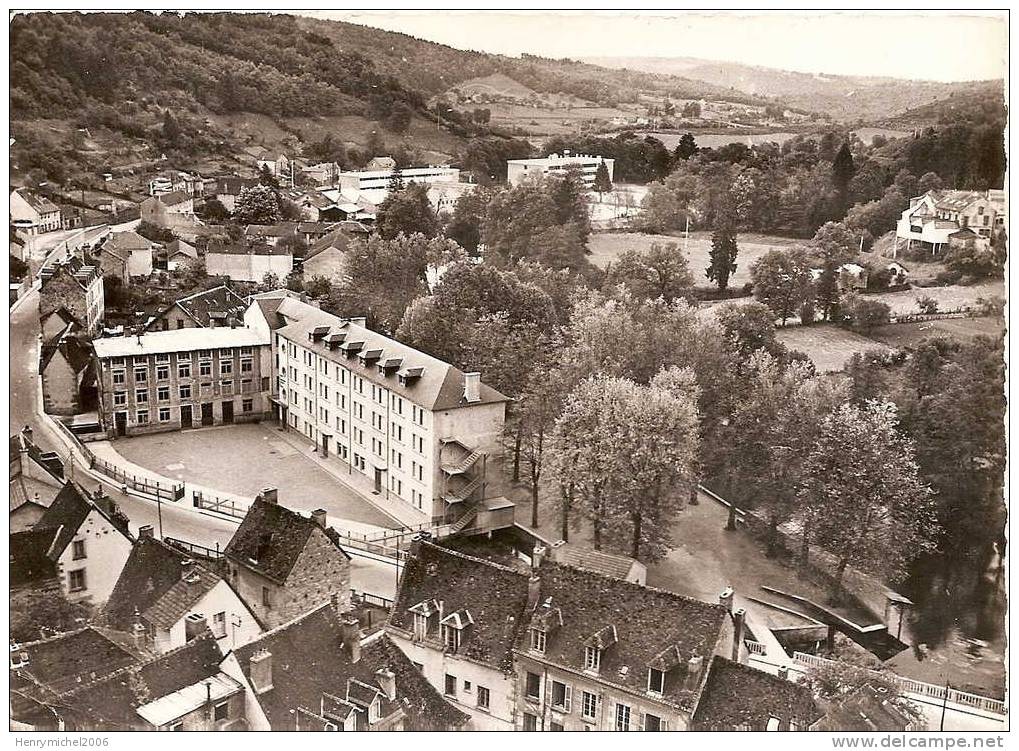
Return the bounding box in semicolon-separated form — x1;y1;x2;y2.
775;325;894;373
867;316;1004;347
587;230;802;286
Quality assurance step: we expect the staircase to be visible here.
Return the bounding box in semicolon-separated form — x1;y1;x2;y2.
442;474;483;505
441;450;482;476
449;505;479;534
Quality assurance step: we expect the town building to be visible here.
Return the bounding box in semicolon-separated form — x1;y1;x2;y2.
31;482;134;606
103;530;263;654
691;657;819;730
268;306;508;523
164;238;199;271
546;540;647;585
507;153;615;188
244;222;299;247
257;153;294;186
40;328;96;416
10;187;61;234
895;189;1006;254
39;257;104;335
146;285;248;332
206;244;295;283
301;224;368;283
91;325;271;438
300;162;341;187
214;177;260;213
222;491;352;629
139;190;196;229
10;428;65;533
222;603;469;730
148;171;204;197
10;528;62;592
95;231;157;282
337;165;460;195
810;682;922;731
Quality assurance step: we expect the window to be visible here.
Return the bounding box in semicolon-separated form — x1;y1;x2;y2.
134;368;147;383
242;399;253;413
522;713;538;732
156;353;170;363
550;721;564;732
262;586;272;607
68;569;87;592
525;672;541;700
200;361;212;377
581;691;597;721
648;667;665;695
530;628;546;653
213;702;229;721
615;703;631;731
178;362;191;378
413;613;428;640
136;388;148;404
442;624;461;653
221;360;233;375
444;674;457;697
157;386;170;402
112;369;126;385
212;611;227;638
222;380;234;396
156;365;169;381
137;410;149;425
550;680;571;712
179;384;191;400
199;349;211;360
71;540;86;560
159;408;171;422
477;686;490;710
463;680;472;693
643;713;663;731
584;646;600;671
113;391;127;406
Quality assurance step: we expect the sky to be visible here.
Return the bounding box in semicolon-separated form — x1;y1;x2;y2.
308;11;1007;83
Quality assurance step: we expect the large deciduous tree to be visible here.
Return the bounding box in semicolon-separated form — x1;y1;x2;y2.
233;184;283;225
376;181;439;240
750;248;813;325
606;242;693;303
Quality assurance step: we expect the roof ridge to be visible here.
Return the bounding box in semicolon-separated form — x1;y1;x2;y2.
236;602;335;648
419;539;524;576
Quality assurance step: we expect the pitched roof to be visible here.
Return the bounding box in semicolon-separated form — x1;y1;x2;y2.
223;497;348;584
58;634;230;728
10;529;61;588
104;231;155;254
552;543;639;581
207;243;293;257
390;540;530;671
811;683;915;731
304;226;362;261
150;190;190;207
523;560;729;711
244;222;299;239
92;325;268;359
41;333;93;375
165;238;198;260
234;604;468;730
275;310;508;412
172;285;247;328
216;177;260;196
14;188;59;215
10;628;140;700
33;483;96;560
104;537;225;632
692;657;820;730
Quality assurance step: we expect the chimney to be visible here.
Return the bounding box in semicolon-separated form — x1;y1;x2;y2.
131;619;147;649
249;648;274;693
731;608;746;662
260;487;278;505
348;316;367;327
408;533;430;558
185;612;207;641
341;617;362;663
138;525;154;539
464;372;481;403
685;654;704;689
181;558;198;581
311;509;327;528
527;575;541;610
532;545;546;570
777;665;789;681
21;425;33;445
719;586;734;613
375;668;397;701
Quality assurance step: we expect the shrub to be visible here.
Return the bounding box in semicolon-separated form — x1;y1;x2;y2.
915;296;939;315
845;297;891;333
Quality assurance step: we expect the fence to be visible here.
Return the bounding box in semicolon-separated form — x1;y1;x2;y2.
192;490;249;520
164;536;224;561
891;309;973;324
335;531;409;562
352;590;395;610
745;640;768;656
791;652;1006;717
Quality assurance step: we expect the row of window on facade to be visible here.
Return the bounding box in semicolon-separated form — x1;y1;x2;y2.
113;381;258;405
120;401;256;425
112;358;254;384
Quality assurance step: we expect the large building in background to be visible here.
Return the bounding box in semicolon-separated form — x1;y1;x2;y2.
507;152;614;188
895;188;1006;254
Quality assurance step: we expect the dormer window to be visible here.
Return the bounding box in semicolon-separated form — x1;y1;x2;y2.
530;628;546;653
648;667;665;695
584;646;600;671
442;624;461;652
413;613;428;640
439;608;473;654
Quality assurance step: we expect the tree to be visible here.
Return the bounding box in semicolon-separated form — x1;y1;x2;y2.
606;242;693;303
259;271;281;292
917;171;944;194
593;161;613;197
831;141;856;210
681;101;701;118
750;248;813;325
638;171;700;233
674;132;698;160
715;301;788;362
303;274;332;299
11;588;92;643
799;402;938;602
843;296;891;333
383;102;413;133
258;163;280;189
444;186;492;256
233;185;282;225
707;209;739;292
811;222;857;321
161;109;182;147
376;182;438;240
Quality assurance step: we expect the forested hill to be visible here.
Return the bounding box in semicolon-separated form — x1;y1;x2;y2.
10;11;775;124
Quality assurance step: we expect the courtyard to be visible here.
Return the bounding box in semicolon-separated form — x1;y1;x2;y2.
110;422;400;528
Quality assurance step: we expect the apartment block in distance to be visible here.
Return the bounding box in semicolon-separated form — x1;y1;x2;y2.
268;307;508;524
507;152;614;188
92;327;271;438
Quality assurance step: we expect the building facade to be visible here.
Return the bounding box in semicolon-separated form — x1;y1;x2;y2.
10;188;61;234
507;153;615;188
139;190;196;229
92;327;271;438
206;245;295;283
895;189;1006;253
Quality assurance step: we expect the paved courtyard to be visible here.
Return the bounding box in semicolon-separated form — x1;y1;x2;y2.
111;422;399;528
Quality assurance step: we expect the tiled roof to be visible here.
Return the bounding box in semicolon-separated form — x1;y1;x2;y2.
104;231;155;253
59;634;228;728
10;528;60;588
33;483;94;560
165;238;198;260
151;190;190;207
523;561;729;711
10;627;140;699
174;285;247;327
389;540;530;671
276;310;508;412
234;604;468;730
104;537;223;633
811;683;915;731
14;188;60;215
693;656;820;730
207;243;293;257
304;226;365;261
223;497;348;584
244;222;299;238
216;177;260;196
552;543;638;580
40;332;93;375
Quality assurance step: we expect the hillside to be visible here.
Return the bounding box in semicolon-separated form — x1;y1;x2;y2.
582;55;1004;123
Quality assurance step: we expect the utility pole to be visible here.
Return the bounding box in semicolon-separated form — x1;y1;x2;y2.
684;215;691;253
940;679;950;730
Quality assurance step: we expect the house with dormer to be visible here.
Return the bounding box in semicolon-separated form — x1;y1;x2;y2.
103;530;262;654
222;602;468;731
222;490;351;629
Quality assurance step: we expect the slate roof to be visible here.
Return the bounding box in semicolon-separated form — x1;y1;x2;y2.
553;543;638;580
10;627;140;700
14;188;60;215
234;604;468;730
244;222;299;239
389;540;530;671
58;633;229;729
223;497;349;584
40;332;93;375
33;483;95;560
173;285;247;327
10;528;61;588
104;231;154;254
523;560;729;711
276;310;508;412
104;537;225;633
304;226;362;261
151;190;190;207
692;656;820;730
